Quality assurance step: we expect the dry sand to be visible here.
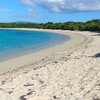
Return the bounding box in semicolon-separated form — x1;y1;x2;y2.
0;29;100;100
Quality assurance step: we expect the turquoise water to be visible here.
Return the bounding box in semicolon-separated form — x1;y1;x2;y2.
0;29;70;60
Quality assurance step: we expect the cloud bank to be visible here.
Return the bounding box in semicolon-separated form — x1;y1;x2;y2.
20;0;100;13
20;0;34;6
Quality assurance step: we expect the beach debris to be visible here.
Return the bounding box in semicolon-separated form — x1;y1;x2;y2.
53;95;60;99
1;80;6;85
93;98;100;100
94;53;100;58
19;91;34;100
8;91;13;94
19;95;26;100
39;80;44;84
54;61;58;64
26;91;33;96
24;83;34;87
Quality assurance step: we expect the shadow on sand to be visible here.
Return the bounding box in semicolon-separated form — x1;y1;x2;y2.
94;53;100;58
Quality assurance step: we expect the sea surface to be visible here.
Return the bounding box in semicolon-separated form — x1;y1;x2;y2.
0;29;70;61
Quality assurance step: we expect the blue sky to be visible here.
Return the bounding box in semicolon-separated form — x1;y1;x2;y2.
0;0;100;23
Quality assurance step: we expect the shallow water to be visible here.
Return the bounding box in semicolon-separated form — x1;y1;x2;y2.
0;29;70;60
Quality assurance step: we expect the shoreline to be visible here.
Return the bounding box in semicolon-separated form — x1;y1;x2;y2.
0;28;70;62
0;29;100;100
0;28;88;75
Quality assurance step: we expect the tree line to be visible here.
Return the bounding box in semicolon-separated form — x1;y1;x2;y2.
0;19;100;32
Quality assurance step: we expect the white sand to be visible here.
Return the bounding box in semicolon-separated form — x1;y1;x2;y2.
0;29;100;100
0;29;86;74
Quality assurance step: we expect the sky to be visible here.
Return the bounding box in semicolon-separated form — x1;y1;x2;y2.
0;0;100;23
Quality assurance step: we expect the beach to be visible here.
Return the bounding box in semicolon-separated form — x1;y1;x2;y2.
0;29;86;74
0;29;100;100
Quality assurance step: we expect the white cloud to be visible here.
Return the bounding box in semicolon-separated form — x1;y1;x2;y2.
16;8;49;20
51;6;61;12
20;0;33;6
27;9;49;19
15;9;37;18
20;0;100;13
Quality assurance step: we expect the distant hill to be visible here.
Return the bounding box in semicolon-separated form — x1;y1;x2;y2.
0;19;100;32
15;21;33;24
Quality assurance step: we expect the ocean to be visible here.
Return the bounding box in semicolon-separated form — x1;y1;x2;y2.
0;29;70;60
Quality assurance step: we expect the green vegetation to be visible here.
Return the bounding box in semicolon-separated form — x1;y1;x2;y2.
0;19;100;32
